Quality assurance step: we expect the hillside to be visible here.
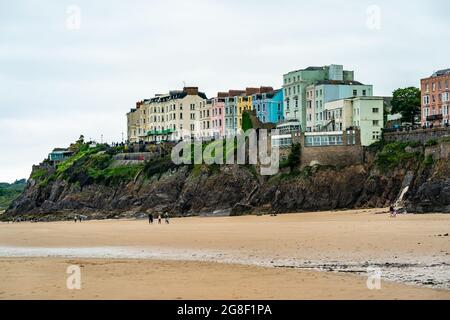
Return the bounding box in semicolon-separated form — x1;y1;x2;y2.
0;179;27;210
2;138;450;221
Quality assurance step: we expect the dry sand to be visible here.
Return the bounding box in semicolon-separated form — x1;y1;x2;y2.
0;208;449;299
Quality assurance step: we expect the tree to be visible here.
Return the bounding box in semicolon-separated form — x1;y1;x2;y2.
287;143;301;171
391;87;421;125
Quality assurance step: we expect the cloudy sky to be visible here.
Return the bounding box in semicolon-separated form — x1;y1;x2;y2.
0;0;449;182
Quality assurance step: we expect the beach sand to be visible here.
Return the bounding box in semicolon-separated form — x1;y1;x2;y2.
0;208;449;299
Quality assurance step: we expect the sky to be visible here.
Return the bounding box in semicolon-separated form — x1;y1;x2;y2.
0;0;449;183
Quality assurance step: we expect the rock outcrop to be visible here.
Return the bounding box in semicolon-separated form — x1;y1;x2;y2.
3;141;450;221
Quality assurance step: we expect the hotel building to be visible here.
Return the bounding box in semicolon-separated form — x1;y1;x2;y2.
421;69;450;127
126;87;208;143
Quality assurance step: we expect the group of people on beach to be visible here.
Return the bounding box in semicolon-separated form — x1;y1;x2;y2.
73;215;86;223
148;212;170;224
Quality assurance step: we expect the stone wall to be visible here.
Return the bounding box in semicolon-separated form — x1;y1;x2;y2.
384;127;450;144
300;144;364;168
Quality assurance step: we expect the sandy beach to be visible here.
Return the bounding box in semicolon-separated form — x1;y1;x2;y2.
1;208;449;299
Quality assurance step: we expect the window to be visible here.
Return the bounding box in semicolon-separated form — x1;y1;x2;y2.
372;108;379;113
362;90;367;96
423;95;430;105
353;90;357;96
372;131;380;140
373;120;380;126
432;83;436;91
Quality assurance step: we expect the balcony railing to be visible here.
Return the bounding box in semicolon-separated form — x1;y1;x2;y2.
426;114;443;121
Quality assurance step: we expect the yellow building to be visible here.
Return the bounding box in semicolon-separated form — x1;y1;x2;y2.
237;88;259;130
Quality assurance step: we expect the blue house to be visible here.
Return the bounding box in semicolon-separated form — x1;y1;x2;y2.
48;148;73;163
252;89;284;124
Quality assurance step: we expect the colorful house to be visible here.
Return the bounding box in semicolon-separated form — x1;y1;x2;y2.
237;88;259;130
225;90;245;137
211;93;227;139
252;89;284;124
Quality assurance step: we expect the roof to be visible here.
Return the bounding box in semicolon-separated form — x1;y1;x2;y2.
431;68;450;77
142;88;208;104
304;66;325;71
314;80;365;86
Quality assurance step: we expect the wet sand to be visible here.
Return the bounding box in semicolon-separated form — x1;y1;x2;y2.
0;209;449;299
1;257;449;300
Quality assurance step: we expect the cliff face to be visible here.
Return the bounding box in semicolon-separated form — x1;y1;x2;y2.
3;141;450;221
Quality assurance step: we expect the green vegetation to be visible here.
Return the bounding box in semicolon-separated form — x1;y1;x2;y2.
424;154;434;166
241;110;253;132
0;179;26;210
30;168;48;180
287;143;301;171
89;165;144;185
374;141;423;170
390;87;421;125
425;139;438;146
143;156;176;179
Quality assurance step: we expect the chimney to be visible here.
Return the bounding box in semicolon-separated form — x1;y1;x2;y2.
228;90;246;97
259;86;274;94
245;87;260;95
184;87;199;95
217;92;228;98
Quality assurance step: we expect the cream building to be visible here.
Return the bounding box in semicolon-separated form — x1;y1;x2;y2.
199;99;213;140
126;87;208;143
322;96;384;146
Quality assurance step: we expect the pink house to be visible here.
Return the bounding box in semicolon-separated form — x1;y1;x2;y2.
211;92;227;139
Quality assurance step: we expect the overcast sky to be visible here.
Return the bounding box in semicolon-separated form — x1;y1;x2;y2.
0;0;449;182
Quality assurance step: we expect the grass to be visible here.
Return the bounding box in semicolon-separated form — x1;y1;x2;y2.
0;180;26;210
374;141;423;170
90;165;144;185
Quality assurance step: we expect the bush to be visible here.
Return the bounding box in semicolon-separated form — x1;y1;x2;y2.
375;142;421;170
287;143;301;171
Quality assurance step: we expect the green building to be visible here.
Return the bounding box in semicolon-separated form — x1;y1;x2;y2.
282;64;355;130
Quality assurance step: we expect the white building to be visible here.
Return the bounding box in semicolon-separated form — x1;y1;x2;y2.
321;96;384;146
126;87;208;143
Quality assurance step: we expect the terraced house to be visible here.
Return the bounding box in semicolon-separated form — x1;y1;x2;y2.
252;88;284;124
224;90;245;137
421;68;450;127
126;87;208;142
211;93;227;139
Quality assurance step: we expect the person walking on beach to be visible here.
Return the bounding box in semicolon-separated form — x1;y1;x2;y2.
158;214;162;224
74;215;78;223
164;212;170;224
389;205;394;218
148;213;153;224
393;207;398;218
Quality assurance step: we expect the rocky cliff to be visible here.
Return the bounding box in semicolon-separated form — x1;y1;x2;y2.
3;140;450;221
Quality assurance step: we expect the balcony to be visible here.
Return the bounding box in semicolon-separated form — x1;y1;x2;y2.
426;114;443;121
